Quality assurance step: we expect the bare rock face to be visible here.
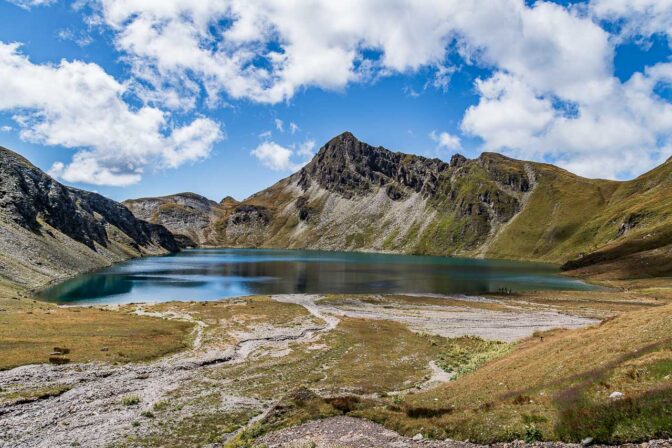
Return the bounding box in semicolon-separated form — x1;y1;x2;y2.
0;146;177;288
124;193;230;247
298;132;449;199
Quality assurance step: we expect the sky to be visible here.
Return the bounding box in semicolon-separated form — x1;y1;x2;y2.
1;1;672;202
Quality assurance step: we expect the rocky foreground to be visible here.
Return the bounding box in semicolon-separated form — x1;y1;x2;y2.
4;291;669;448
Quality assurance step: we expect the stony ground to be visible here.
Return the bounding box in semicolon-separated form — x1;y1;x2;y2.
0;293;653;448
257;416;672;448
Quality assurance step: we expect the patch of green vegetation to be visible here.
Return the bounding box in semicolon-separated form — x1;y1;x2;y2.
121;395;140;406
433;336;512;378
209;317;439;398
647;358;672;379
128;380;262;447
382;228;400;250
399;221;422;249
556;387;672;443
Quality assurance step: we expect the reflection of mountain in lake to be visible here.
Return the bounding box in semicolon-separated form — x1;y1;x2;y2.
40;248;597;305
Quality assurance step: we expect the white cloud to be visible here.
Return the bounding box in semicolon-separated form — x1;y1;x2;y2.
296;140;316;157
289;122;299;134
590;0;672;43
461;66;672;178
251;141;297;171
11;0;668;180
274;118;284;132
429;130;461;151
6;0;55;10
0;125;13;132
0;42;222;186
251;139;316;171
428;65;456;92
92;0;613;105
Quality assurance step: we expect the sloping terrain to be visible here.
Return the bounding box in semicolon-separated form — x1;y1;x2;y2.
360;298;672;444
123;193;237;247
127;132;672;280
0;146;178;289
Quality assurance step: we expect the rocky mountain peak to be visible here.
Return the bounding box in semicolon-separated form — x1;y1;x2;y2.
297;132;448;199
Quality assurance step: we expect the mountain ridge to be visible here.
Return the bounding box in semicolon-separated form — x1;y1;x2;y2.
125;132;672;280
0;146;178;289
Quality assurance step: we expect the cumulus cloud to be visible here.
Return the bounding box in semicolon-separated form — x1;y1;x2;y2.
91;0;612;105
0;42;222;186
251;139;316;171
461;64;672;178
251;141;297;171
13;0;672;179
429;130;461;151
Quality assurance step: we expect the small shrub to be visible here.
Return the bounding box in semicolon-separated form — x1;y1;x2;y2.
48;357;70;365
524;424;543;442
512;394;532;405
326;396;360;414
153;400;169;411
405;405;454;418
121;395;141;406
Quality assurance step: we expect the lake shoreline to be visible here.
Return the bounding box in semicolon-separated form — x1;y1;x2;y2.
37;247;600;306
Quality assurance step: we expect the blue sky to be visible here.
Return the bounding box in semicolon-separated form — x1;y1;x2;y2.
1;0;672;202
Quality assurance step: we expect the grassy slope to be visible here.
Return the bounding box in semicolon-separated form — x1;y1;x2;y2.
358;300;672;443
482;157;672;279
484;162;617;262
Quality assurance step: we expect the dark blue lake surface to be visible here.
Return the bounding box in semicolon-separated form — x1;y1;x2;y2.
39;248;597;304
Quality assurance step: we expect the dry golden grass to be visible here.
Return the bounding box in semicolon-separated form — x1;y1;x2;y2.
486;288;671;319
0;284;193;370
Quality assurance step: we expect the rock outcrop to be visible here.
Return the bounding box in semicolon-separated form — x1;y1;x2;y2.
123;193;232;247
0;146;178;289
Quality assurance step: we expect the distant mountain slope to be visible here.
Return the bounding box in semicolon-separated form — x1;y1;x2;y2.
123;193;236;247
126;132;672;280
0;146;178;289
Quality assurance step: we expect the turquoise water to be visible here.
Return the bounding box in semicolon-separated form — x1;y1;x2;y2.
39;248;597;305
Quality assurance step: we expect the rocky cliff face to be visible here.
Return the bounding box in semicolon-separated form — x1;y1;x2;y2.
0;146;178;289
211;132;536;254
123;193;233;247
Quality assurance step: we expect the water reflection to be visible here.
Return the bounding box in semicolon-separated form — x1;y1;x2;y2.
39;248;597;305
